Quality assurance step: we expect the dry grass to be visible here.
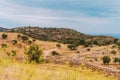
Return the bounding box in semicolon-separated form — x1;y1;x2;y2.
0;57;116;80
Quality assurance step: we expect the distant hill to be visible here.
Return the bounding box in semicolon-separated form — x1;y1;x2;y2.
9;27;117;46
0;27;8;32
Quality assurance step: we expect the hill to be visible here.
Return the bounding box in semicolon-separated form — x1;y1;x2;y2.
0;27;8;32
9;27;116;47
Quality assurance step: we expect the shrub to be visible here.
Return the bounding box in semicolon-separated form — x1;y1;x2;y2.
111;50;117;55
17;34;21;39
67;44;77;50
12;40;17;45
11;50;16;56
24;45;43;63
1;33;8;39
51;51;59;56
21;36;29;42
56;44;61;48
1;44;7;48
28;40;32;45
113;57;120;64
87;48;90;51
102;56;111;65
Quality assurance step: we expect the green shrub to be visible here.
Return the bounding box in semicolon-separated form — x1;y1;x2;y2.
12;40;17;45
1;33;8;39
24;45;43;63
21;36;29;42
11;50;16;56
51;51;59;56
67;44;77;50
28;40;32;45
56;44;61;48
1;44;7;48
113;57;120;64
111;50;117;55
102;56;111;65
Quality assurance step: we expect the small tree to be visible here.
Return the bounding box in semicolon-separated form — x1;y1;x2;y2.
1;33;8;39
102;56;111;65
56;44;61;48
24;45;43;63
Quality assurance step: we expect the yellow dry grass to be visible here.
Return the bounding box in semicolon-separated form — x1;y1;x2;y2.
0;57;116;80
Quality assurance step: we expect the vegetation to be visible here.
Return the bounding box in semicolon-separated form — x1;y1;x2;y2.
21;35;29;42
1;33;8;39
1;44;7;48
12;40;17;45
102;56;111;65
0;58;115;80
67;44;77;50
9;27;116;47
113;57;120;64
111;50;117;55
56;43;61;48
24;44;43;63
51;51;60;56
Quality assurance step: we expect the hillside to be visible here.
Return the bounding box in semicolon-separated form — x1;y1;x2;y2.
0;27;8;32
0;32;119;79
9;27;116;47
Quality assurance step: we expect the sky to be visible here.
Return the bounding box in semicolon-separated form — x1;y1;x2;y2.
0;0;120;34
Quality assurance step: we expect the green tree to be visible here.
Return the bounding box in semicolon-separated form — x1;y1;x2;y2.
24;45;43;63
1;33;8;39
102;56;111;65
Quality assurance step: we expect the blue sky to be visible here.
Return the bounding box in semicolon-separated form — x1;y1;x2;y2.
0;0;120;34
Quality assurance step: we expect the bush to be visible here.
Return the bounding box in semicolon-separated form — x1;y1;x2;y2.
24;45;43;63
111;50;117;55
12;40;17;45
67;44;77;50
113;57;120;64
21;36;29;42
1;33;8;39
1;44;7;48
87;48;90;51
11;50;16;56
102;56;111;65
51;51;59;56
28;40;32;45
56;44;61;48
17;34;21;40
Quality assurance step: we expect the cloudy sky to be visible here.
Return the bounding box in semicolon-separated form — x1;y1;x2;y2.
0;0;120;34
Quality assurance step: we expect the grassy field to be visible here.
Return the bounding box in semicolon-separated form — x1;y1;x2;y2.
0;57;116;80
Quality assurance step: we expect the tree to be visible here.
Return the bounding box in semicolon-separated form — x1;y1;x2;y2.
24;44;43;63
1;33;8;39
102;56;111;65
